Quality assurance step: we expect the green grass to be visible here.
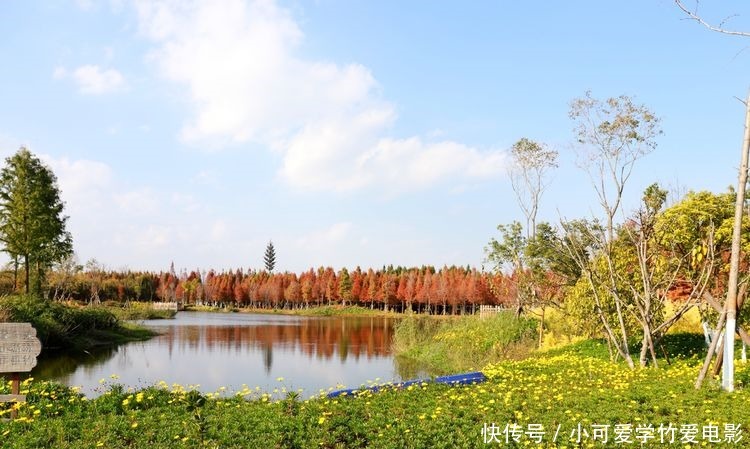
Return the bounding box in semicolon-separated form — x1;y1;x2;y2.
2;337;750;448
392;312;538;374
540;333;712;365
280;305;397;317
103;301;177;321
0;295;157;352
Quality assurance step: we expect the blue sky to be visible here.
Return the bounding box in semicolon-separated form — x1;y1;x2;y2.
2;0;750;273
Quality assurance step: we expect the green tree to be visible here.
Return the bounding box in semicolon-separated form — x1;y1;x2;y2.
338;268;352;306
485;221;526;316
264;241;276;272
0;148;72;294
486;220;577;343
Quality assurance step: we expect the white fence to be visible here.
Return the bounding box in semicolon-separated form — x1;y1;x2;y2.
151;302;180;311
478;305;510;318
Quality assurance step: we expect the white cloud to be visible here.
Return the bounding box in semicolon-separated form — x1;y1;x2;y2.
191;169;218;185
114;188;159;215
362;137;507;188
54;64;125;94
116;224;172;249
40;155;113;213
75;0;95;11
210;220;228;241
297;222;353;251
171;193;200;213
280;109;394;192
103;46;115;62
52;66;67;80
6;152;259;270
134;0;506;192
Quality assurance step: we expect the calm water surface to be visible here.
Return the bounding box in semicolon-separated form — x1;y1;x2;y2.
32;311;408;398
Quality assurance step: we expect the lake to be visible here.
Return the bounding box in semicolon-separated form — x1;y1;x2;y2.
31;311;412;398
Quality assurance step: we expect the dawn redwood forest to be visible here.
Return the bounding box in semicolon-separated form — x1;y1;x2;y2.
38;263;507;315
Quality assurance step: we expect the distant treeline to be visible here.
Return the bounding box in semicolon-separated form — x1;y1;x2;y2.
17;265;520;314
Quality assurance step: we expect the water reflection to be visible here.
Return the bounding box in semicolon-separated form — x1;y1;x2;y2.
32;312;406;397
152;317;394;367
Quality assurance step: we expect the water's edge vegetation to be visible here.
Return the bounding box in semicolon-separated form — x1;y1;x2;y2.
0;296;157;353
392;312;538;374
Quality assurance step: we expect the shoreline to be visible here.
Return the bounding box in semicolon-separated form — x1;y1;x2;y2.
183;304;405;318
181;303;466;319
40;322;160;354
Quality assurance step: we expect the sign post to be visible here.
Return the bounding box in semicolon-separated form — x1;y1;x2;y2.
0;323;42;420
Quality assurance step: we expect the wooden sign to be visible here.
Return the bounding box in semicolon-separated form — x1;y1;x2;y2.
0;323;42;373
0;323;41;420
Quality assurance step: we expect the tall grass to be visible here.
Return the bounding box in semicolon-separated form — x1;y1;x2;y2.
103;301;177;320
392;312;537;374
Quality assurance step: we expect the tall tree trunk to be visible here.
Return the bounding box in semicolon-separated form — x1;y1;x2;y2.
713;336;726;378
538;306;545;348
697;309;727;389
12;257;18;292
721;92;750;392
24;254;29;294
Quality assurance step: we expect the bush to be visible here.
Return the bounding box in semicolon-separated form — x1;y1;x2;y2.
0;295;120;348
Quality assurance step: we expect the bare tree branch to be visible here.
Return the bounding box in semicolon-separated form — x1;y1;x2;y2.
675;0;750;37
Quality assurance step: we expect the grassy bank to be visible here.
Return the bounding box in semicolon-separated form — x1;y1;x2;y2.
392;312;538;374
0;296;157;352
2;336;750;448
102;301;177;321
184;304;400;317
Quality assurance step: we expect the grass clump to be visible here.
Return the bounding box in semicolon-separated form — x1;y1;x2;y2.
392;312;537;374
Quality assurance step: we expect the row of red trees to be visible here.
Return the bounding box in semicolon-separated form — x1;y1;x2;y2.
43;265;524;314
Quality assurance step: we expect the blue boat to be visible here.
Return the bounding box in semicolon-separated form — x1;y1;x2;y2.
327;371;486;398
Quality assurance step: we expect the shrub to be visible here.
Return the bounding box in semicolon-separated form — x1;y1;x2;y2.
0;295;120;348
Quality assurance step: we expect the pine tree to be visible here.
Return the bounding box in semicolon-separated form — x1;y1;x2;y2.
264;241;276;272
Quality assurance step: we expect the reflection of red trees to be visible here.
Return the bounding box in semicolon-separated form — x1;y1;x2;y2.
54;265;530;314
162;317;395;362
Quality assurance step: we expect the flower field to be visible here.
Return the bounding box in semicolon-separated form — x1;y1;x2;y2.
2;339;750;448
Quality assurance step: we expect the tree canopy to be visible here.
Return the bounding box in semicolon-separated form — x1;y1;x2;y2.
0;148;72;294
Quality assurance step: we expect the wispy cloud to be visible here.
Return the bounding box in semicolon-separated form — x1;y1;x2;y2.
54;64;125;95
297;222;353;251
